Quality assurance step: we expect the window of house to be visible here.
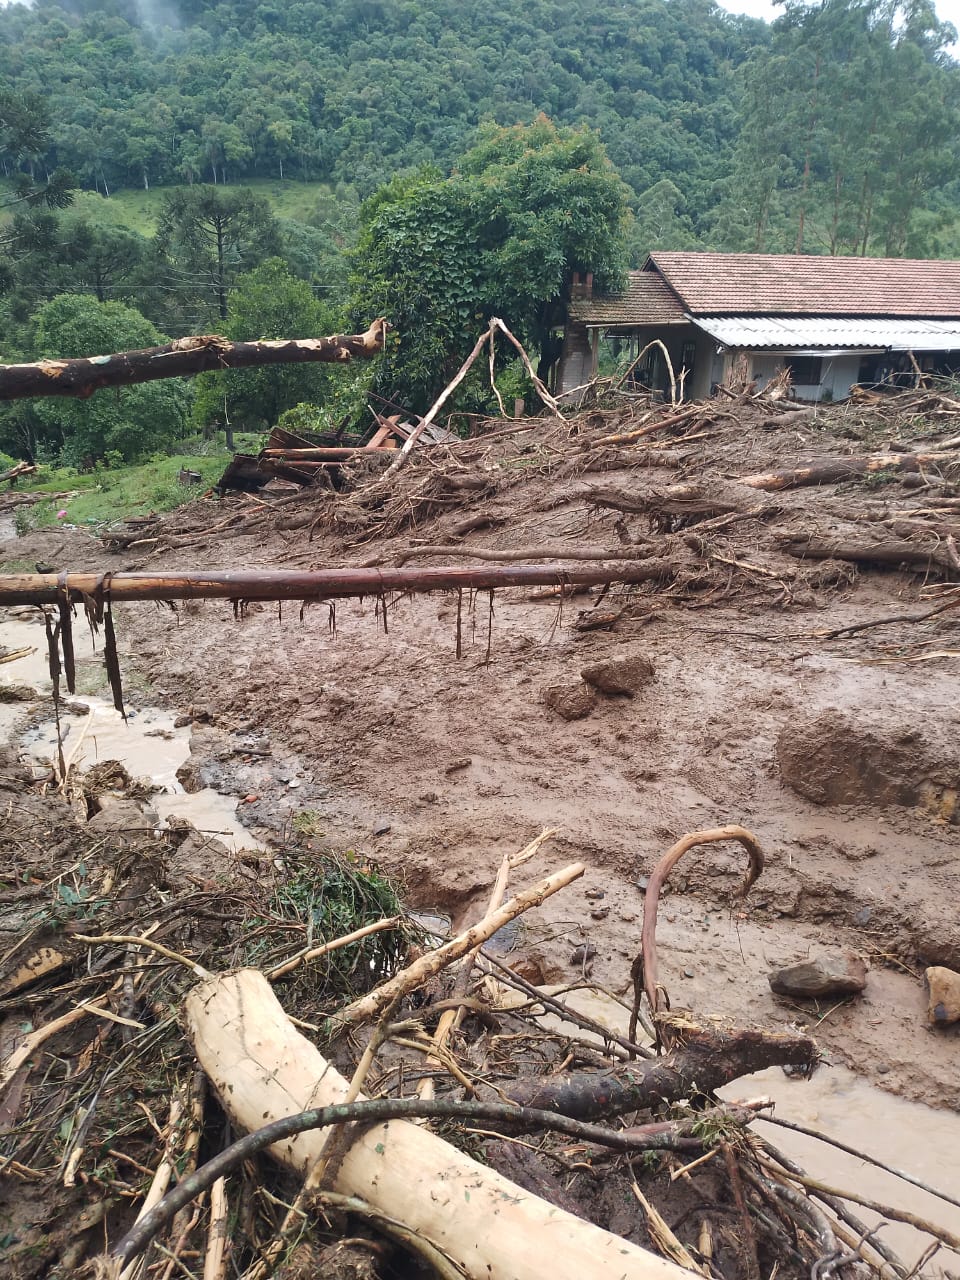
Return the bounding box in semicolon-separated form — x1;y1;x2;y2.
787;356;823;385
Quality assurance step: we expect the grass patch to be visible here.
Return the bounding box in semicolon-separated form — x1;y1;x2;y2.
1;180;342;238
7;434;261;531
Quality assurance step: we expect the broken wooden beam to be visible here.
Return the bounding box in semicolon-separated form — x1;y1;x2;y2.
0;562;679;607
0;319;388;401
260;447;395;461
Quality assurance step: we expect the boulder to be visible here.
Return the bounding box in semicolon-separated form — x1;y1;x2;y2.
541;681;597;721
926;966;960;1027
580;652;655;697
0;684;38;702
166;826;237;893
768;954;867;999
776;711;958;819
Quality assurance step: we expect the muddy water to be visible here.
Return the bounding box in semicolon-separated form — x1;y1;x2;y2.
521;984;960;1267
724;1068;960;1269
0;612;264;852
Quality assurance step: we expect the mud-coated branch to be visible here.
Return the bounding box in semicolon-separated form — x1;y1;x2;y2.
106;1095;712;1269
638;826;764;1021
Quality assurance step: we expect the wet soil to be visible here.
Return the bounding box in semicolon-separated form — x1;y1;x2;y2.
4;406;957;1125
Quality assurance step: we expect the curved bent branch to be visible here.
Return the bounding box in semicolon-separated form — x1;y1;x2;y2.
637;826;764;1025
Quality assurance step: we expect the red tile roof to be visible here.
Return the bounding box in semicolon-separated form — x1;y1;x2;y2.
568;270;687;326
648;252;960;318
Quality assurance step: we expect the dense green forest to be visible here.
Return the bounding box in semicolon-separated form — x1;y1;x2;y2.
2;0;960;472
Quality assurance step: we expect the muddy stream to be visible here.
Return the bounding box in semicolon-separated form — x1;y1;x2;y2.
1;605;959;1270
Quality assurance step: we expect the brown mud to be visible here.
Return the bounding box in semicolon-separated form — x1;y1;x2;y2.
4;397;957;1124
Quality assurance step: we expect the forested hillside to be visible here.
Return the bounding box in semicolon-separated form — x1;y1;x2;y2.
3;0;960;469
0;0;761;221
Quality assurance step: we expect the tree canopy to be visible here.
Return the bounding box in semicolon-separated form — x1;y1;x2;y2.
29;294;191;464
716;0;960;256
350;118;630;409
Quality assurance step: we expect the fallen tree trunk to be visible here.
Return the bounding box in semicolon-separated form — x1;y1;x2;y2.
740;452;954;491
392;542;656;566
184;968;689;1280
779;534;960;574
0;319;387;401
0;561;681;607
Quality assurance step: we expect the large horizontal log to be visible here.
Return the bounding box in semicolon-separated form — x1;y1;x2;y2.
740;452;953;491
0;561;680;607
0;319;387;401
184;968;689;1280
779;534;959;574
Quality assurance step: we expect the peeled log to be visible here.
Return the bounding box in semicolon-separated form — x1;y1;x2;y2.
740;452;952;491
0;320;387;401
185;969;689;1280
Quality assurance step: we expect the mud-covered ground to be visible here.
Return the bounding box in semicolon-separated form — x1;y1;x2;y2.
4;396;958;1123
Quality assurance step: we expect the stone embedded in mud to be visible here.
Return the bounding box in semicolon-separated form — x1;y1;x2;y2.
85;797;158;843
917;925;960;971
580;652;655;697
541;681;597;720
166;826;237;893
926;966;960;1027
0;684;38;702
775;711;959;819
768;954;868;999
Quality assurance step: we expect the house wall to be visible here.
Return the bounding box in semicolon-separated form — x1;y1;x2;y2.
558;322;594;396
745;351;863;402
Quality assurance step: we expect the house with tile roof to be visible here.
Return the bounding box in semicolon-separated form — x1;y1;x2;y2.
559;252;960;403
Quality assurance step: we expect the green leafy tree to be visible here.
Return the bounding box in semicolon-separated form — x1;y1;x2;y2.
0;89;75;213
350;118;630;409
192;257;344;440
154;186;281;327
29;294;191;464
724;0;960;255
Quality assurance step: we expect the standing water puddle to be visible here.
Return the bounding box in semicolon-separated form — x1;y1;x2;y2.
0;612;263;852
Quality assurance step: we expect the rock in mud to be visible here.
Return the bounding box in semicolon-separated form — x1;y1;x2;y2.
541;681;597;720
580;651;655;697
916;924;960;971
926;966;960;1027
0;684;38;702
768;954;867;999
776;712;959;818
85;797;158;843
166;826;237;892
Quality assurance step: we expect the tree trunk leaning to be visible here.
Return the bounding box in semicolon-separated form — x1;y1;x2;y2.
185;969;691;1280
0;320;388;401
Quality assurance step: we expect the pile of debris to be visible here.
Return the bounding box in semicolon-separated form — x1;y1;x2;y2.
216;414;460;495
4;748;956;1280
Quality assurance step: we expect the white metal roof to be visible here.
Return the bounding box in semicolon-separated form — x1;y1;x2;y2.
692;315;960;351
